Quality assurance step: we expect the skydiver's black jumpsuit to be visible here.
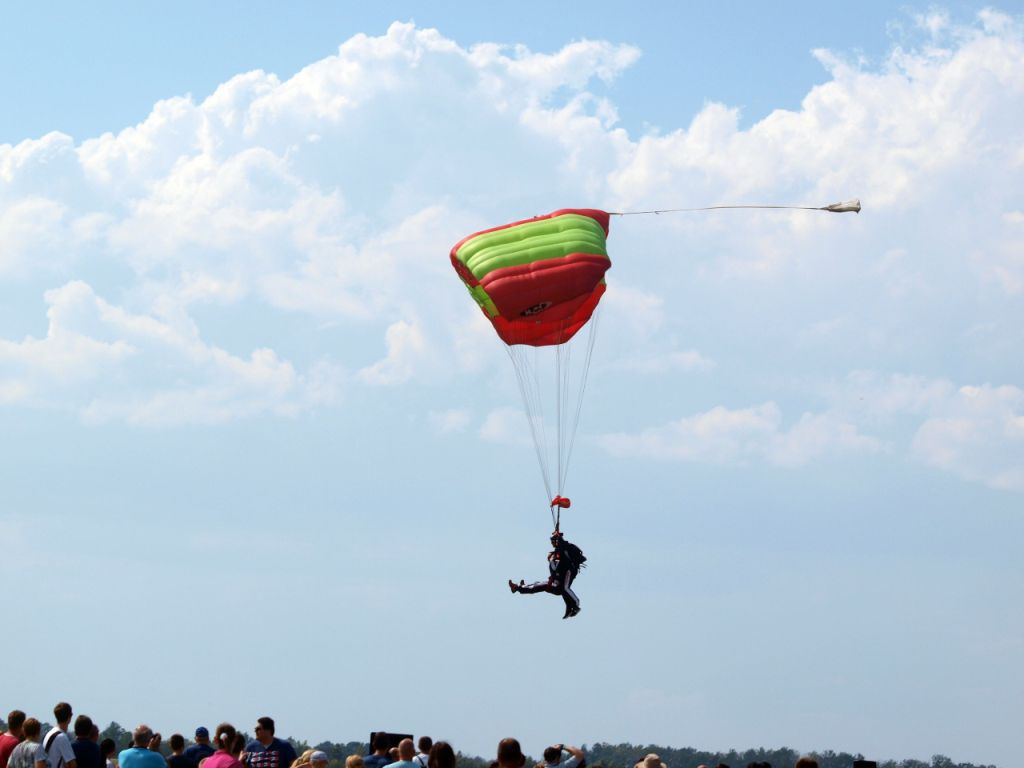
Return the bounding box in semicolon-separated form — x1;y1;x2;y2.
518;542;580;614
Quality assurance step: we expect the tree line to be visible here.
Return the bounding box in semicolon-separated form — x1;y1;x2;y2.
581;742;997;768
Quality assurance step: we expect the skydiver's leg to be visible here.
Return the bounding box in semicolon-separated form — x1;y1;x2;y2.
561;571;580;617
517;579;557;595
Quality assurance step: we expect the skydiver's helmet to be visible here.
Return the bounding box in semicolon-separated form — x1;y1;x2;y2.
550;531;564;547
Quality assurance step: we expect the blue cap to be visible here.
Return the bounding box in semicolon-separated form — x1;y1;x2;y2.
196;728;209;738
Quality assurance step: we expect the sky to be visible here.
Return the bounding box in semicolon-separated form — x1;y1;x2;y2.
1;2;1022;767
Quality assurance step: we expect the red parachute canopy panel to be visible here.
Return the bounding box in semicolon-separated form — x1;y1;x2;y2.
450;208;611;347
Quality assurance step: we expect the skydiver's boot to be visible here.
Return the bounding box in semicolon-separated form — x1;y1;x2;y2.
508;579;521;593
562;594;581;619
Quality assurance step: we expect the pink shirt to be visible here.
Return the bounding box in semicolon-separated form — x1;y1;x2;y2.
202;753;244;768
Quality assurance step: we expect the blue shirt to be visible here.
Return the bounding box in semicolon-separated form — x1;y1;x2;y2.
119;748;167;768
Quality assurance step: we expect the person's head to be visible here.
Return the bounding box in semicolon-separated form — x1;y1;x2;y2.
417;738;432;755
496;739;525;768
427;742;455;768
133;726;155;748
54;703;73;727
346;756;364;768
194;727;210;744
388;748;399;761
22;718;42;742
372;734;389;755
100;739;116;759
74;716;94;739
294;749;315;768
90;725;100;743
542;748;562;765
230;734;246;758
214;724;237;753
397;740;415;762
255;718;275;746
6;711;26;737
134;724;155;749
550;531;563;547
310;752;328;768
794;759;817;768
170;735;185;754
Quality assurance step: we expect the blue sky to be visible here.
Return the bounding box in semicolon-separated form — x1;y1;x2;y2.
1;3;1022;768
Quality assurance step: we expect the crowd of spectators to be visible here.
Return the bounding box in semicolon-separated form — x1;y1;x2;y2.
2;705;868;768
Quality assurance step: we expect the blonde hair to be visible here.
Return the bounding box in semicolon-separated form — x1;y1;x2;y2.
346;756;365;768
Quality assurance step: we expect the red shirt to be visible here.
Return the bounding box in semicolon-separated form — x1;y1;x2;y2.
0;733;21;768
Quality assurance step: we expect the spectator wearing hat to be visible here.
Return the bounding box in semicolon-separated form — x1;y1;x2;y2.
310;754;328;768
634;755;666;768
184;730;213;768
241;719;295;768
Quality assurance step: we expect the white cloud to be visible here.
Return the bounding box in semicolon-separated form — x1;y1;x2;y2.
479;406;532;446
357;317;429;386
911;383;1024;491
0;197;70;277
428;408;472;434
0;281;342;424
816;372;1024;491
1;14;1022;434
0;282;136;390
600;371;1022;489
599;401;881;467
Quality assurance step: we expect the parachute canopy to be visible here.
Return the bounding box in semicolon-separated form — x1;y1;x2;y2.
450;208;611;346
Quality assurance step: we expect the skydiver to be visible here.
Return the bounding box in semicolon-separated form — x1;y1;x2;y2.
508;530;586;619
